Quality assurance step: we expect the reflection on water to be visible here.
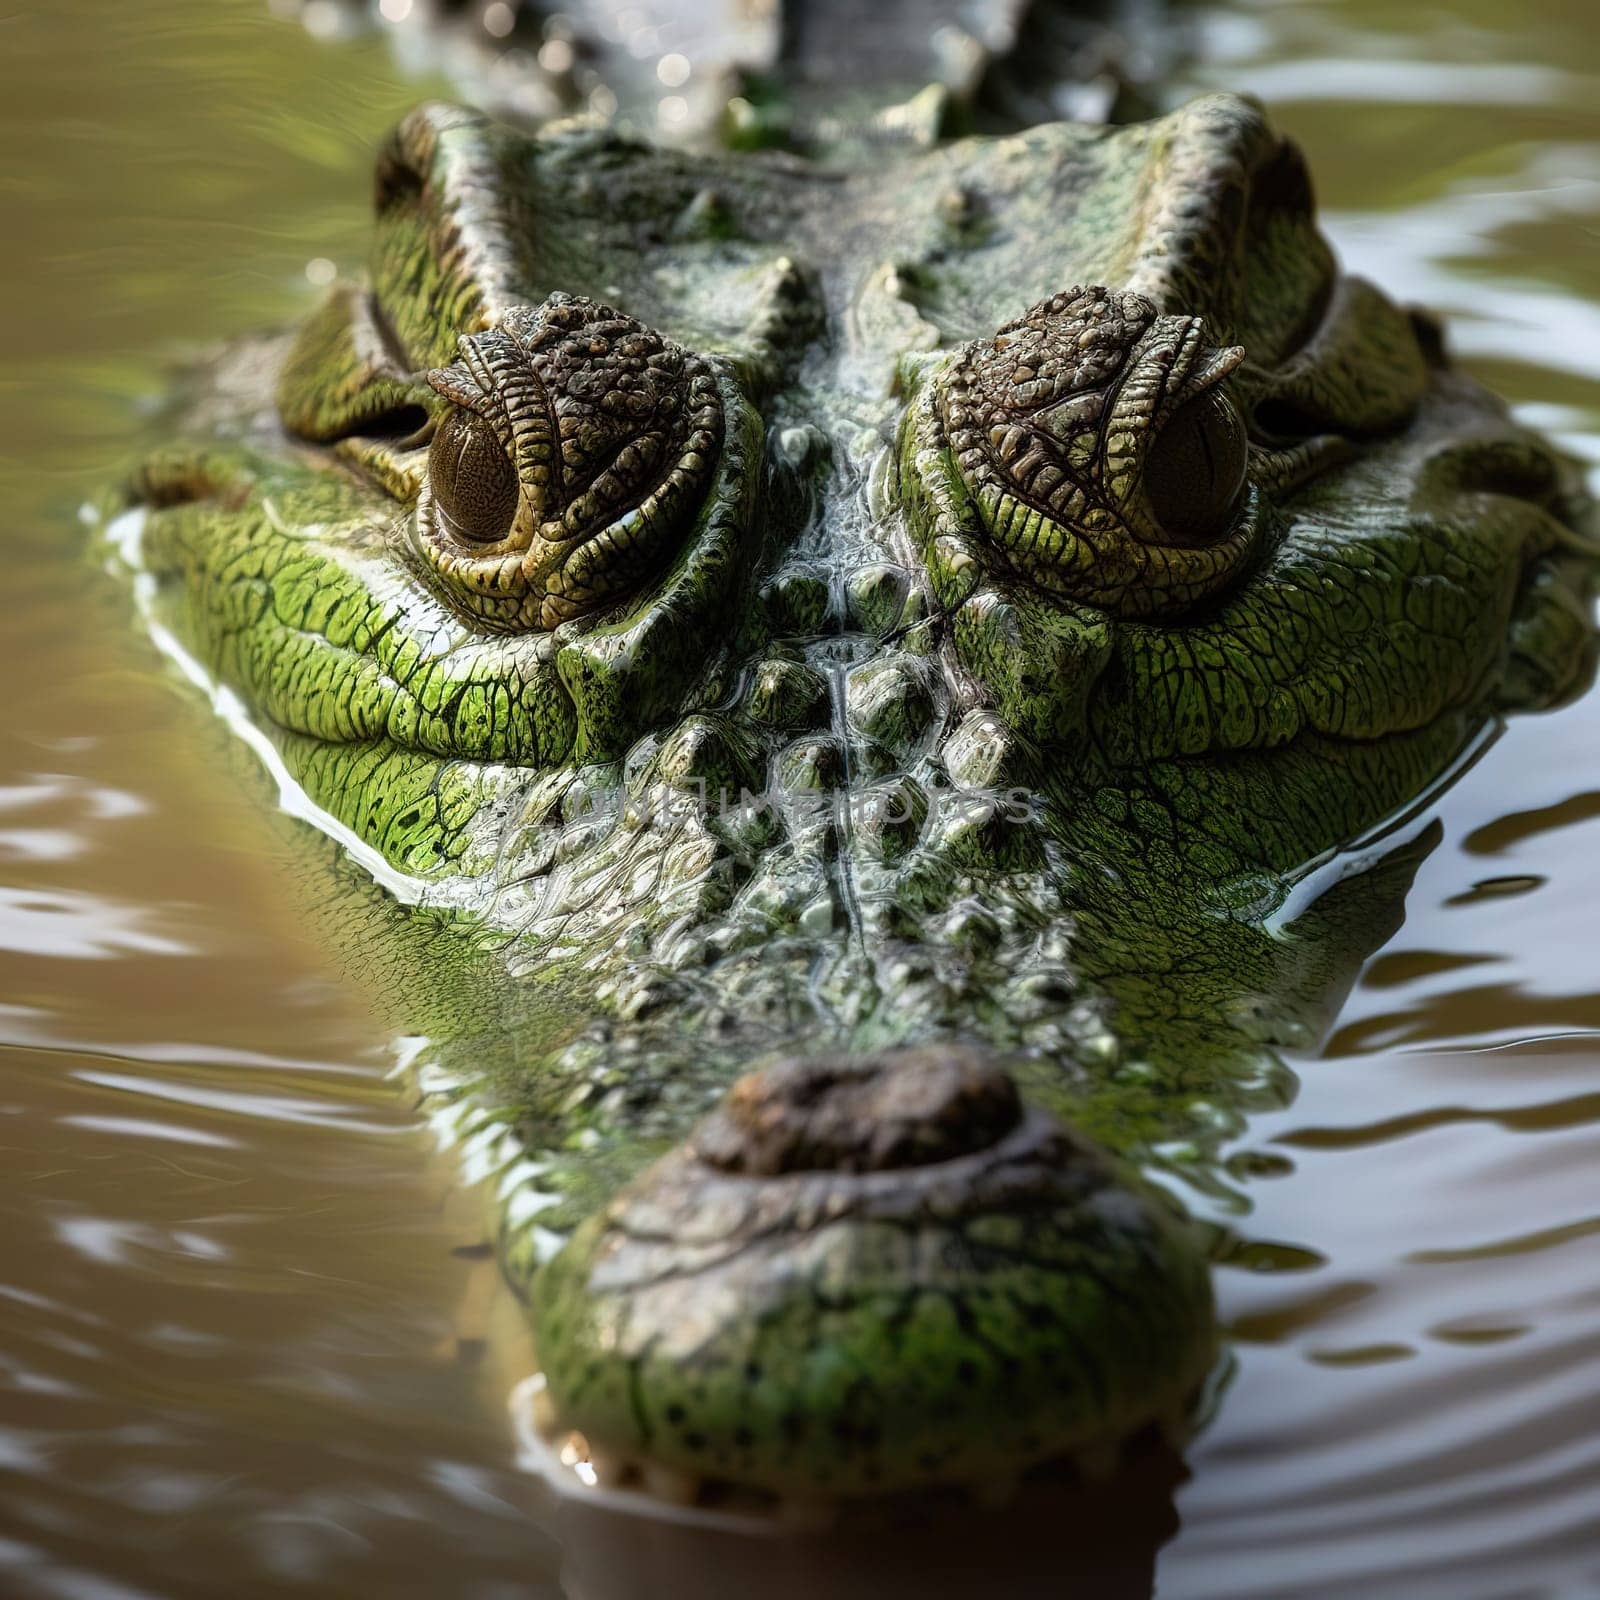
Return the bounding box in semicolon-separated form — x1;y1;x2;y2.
0;1;1598;1596
537;1451;1184;1600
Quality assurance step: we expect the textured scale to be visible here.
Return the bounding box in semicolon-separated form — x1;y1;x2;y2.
116;91;1598;1505
936;285;1255;616
419;294;724;630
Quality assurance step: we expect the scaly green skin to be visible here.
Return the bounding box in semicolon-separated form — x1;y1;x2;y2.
114;92;1596;1500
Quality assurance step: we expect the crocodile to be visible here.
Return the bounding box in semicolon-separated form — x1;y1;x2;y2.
109;70;1597;1510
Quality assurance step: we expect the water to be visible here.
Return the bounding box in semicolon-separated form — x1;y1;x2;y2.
0;2;1597;1595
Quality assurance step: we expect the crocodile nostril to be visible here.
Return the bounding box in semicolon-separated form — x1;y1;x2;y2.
691;1045;1024;1177
530;1041;1217;1500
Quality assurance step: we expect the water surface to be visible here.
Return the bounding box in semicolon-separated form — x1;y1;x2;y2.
1;2;1597;1595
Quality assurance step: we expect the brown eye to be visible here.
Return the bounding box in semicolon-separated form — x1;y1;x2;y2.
1142;389;1248;546
428;407;519;543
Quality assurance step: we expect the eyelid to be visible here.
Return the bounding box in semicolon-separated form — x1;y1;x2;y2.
920;285;1266;619
1033;391;1107;431
407;293;727;633
426;363;500;427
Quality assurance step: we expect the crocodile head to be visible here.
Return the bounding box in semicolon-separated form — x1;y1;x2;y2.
120;94;1595;1504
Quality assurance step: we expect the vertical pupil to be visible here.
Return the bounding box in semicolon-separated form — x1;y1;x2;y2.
429;408;519;542
1142;390;1248;546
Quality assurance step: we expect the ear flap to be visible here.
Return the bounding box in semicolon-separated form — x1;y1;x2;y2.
275;280;430;443
369;102;537;370
1243;274;1431;440
276;104;538;462
1113;97;1427;444
1119;97;1336;357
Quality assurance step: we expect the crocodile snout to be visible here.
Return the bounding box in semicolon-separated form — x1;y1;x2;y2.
527;1046;1217;1504
690;1045;1025;1177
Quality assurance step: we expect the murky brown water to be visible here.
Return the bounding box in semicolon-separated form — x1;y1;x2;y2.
1;2;1598;1596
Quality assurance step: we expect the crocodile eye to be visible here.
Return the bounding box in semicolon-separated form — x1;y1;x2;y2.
927;285;1260;619
428;407;519;543
416;295;725;633
1142;389;1248;546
